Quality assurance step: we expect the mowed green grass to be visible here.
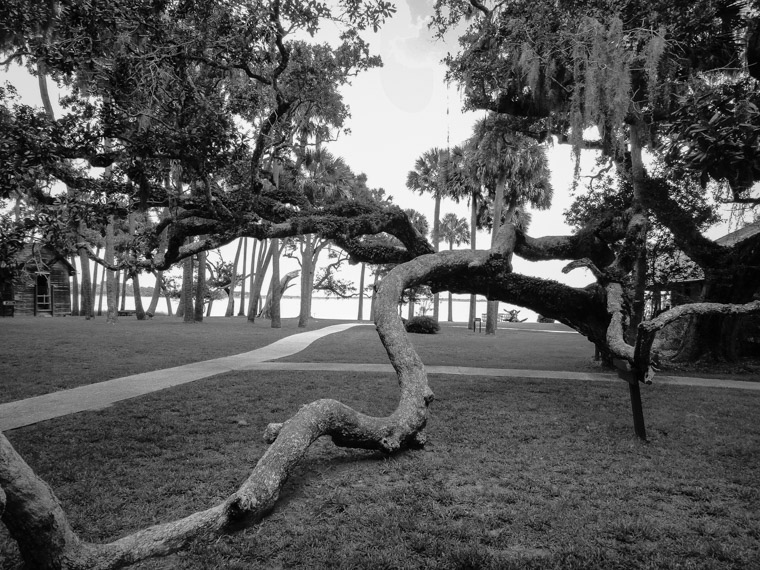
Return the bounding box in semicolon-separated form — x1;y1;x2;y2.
280;322;599;371
1;369;759;569
0;316;343;403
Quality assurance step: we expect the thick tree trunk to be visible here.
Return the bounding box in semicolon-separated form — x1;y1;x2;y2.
146;271;162;317
79;249;92;319
226;239;243;317
91;247;100;314
237;239;248;316
357;263;366;320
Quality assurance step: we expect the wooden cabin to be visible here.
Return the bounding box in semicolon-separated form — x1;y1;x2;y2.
0;243;75;317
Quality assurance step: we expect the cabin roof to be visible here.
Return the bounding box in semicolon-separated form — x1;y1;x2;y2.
716;220;760;247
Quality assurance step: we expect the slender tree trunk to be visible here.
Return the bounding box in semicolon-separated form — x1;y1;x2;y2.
206;298;214;317
70;256;80;316
432;191;441;322
91;247;100;316
626;122;649;343
370;271;379;321
298;236;314;328
119;270;127;311
357;263;366;320
182;254;194;323
128;214;146;320
407;295;414;319
468;196;478;329
164;286;173;316
194;251;205;322
237;239;248;316
97;268;105;317
226;239;243;317
486;178;506;335
248;239;257;316
105;218;118;324
270;238;281;328
146;271;162;317
248;239;273;322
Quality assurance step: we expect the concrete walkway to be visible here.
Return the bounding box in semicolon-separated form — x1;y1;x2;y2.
2;323;759;432
0;323;367;432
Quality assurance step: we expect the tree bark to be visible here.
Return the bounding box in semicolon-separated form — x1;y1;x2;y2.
194;251;206;322
182;254;194;323
105;218;118;324
298;235;314;328
70;256;80;316
237;239;248;316
432;190;441;322
226;239;243;317
485;177;506;335
468;195;478;328
248;239;274;322
270;237;281;328
357;263;366;320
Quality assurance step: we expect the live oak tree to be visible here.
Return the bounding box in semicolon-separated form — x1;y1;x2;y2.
2;1;760;568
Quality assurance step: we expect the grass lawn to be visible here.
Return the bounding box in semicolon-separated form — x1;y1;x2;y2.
1;369;759;569
279;322;600;372
0;316;344;404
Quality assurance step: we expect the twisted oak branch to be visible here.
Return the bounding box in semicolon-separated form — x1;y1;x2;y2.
0;242;436;570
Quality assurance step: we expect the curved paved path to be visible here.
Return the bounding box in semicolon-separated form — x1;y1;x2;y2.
0;323;367;432
2;322;758;432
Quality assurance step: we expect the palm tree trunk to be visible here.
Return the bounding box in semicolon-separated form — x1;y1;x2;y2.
97;267;105;317
119;271;127;311
468;196;478;329
432;190;441;321
448;241;454;321
248;239;257;316
486;178;506;335
237;239;248;316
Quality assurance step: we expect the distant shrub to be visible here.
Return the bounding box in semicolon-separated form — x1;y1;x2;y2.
405;315;440;334
537;315;555;323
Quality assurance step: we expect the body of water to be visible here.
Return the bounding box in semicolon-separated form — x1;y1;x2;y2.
115;294;539;323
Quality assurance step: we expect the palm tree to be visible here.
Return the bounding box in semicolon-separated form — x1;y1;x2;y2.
468;114;553;334
445;144;487;328
438;213;471;321
406;148;447;321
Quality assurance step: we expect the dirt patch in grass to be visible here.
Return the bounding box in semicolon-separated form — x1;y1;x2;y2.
2;370;758;569
0;317;344;403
